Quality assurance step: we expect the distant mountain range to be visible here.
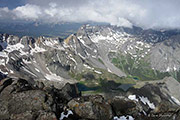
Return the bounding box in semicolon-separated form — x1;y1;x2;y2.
1;24;180;83
0;22;83;38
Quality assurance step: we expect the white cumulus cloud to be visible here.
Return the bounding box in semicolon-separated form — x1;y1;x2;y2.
0;0;180;29
13;4;42;20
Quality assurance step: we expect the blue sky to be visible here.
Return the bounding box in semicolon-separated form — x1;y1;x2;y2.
0;0;25;9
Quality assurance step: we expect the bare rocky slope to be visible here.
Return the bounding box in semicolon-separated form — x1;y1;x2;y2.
0;25;180;119
1;25;180;82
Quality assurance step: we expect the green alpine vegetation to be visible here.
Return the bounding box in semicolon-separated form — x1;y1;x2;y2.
109;52;171;81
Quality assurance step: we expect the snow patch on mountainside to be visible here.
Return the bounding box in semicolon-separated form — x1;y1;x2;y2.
45;74;63;81
0;59;5;66
171;96;180;106
0;52;7;58
4;43;25;53
31;44;46;54
128;95;155;109
0;69;8;75
139;96;155;109
128;95;138;102
114;115;134;120
59;110;73;120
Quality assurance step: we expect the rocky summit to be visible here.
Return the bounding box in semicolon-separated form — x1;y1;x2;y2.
0;25;180;120
0;76;180;120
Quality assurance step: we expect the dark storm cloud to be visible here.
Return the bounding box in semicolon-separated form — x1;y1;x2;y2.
0;0;180;29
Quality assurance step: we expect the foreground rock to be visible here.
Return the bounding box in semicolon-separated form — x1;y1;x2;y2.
0;77;180;120
68;95;113;120
0;77;80;120
110;96;141;117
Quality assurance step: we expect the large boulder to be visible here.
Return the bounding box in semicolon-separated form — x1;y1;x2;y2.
68;95;113;120
110;96;141;116
60;83;80;101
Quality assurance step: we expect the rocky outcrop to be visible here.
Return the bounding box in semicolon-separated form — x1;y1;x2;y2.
0;77;80;120
6;35;20;45
68;95;113;120
20;36;35;49
0;77;180;120
110;96;141;117
0;34;20;50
